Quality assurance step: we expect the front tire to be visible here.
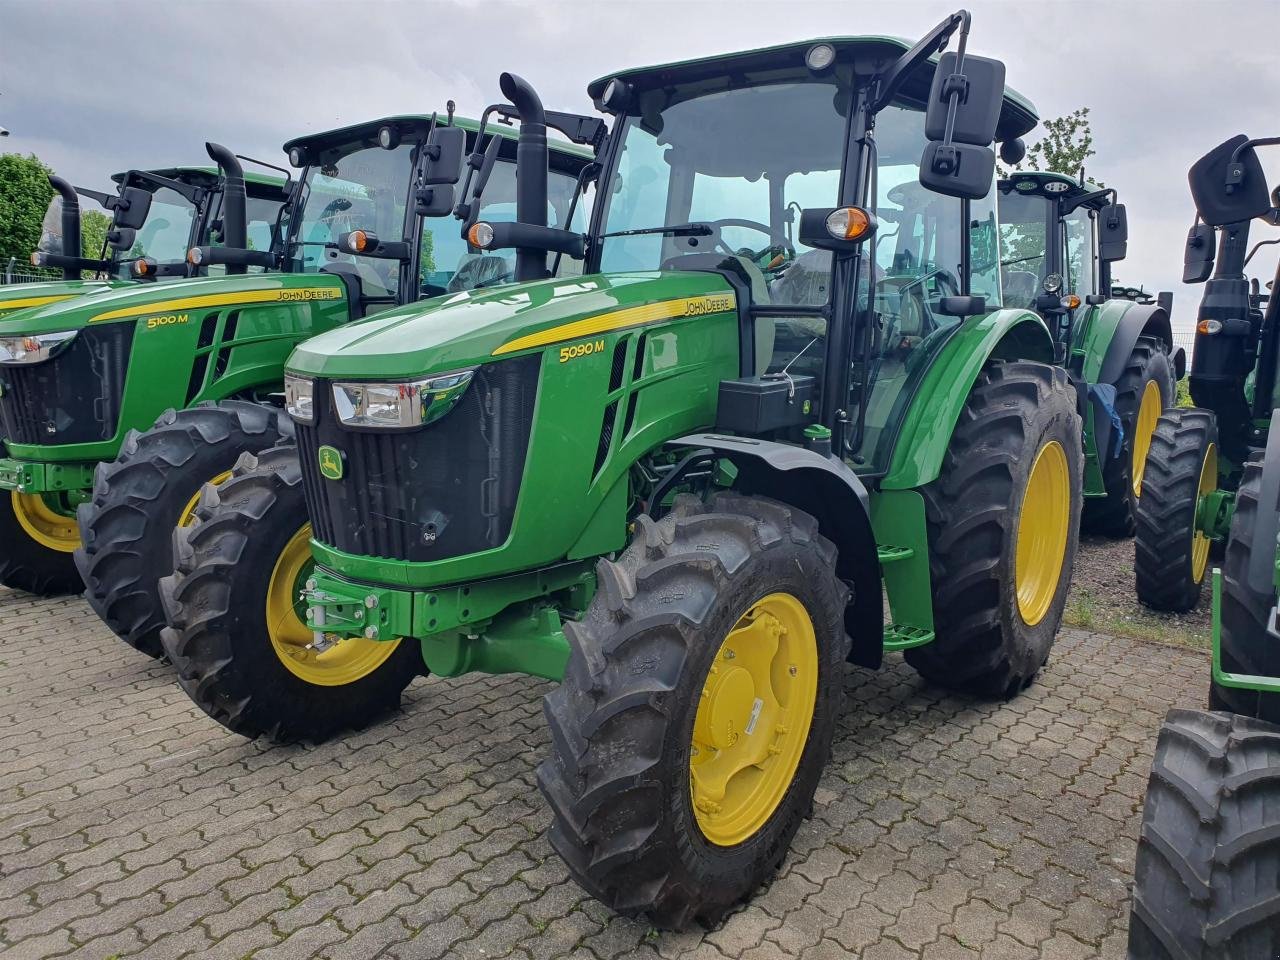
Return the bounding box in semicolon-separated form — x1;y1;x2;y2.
159;444;423;742
1083;336;1174;537
905;361;1083;697
1210;460;1280;721
538;493;848;929
74;401;290;658
1129;708;1280;958
0;490;82;595
1135;408;1218;612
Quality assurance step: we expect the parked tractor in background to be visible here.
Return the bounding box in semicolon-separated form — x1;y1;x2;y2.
63;112;596;660
160;14;1086;927
1129;136;1280;958
996;171;1180;538
0;163;289;318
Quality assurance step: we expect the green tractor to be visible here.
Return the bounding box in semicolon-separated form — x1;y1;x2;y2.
0;114;593;608
996;172;1180;538
160;14;1086;925
1128;138;1280;958
0;161;289;319
1134;134;1280;613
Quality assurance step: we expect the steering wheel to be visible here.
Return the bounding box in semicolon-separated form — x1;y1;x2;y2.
701;218;796;271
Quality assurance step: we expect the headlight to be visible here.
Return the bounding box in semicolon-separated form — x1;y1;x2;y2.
0;329;78;365
331;370;474;430
1042;273;1063;294
284;374;314;423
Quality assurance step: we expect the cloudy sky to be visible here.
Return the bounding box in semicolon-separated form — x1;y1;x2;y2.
4;0;1280;349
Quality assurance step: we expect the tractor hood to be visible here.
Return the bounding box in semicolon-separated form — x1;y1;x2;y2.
0;279;118;320
0;273;342;338
287;270;737;380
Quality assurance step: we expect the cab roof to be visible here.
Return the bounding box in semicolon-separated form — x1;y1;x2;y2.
282;114;594;164
110;166;288;197
587;35;1038;144
1000;170;1109;208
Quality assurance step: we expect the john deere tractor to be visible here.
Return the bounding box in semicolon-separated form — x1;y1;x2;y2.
0;162;289;319
160;15;1083;926
0;114;593;608
1128;139;1280;959
996;172;1180;537
1134;134;1280;613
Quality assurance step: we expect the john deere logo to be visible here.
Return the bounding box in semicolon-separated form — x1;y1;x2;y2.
318;445;344;481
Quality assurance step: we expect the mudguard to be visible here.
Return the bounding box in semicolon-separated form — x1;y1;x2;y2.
1082;299;1174;387
671;433;884;669
881;308;1054;490
1248;415;1280;596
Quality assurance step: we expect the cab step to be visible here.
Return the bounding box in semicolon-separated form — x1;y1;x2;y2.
883;623;934;650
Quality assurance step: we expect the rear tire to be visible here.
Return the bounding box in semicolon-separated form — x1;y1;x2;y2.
74;402;290;658
1209;461;1280;721
1082;336;1173;538
905;361;1083;697
1128;708;1280;958
538;493;848;929
0;490;82;595
160;444;423;742
1134;409;1217;613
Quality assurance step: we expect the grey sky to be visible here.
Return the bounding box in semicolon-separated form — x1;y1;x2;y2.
4;0;1280;348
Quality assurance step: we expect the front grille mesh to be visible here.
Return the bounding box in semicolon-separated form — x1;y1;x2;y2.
0;324;134;446
296;354;540;562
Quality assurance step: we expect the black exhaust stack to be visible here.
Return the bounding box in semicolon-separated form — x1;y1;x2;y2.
48;175;83;281
205;142;248;274
499;72;549;282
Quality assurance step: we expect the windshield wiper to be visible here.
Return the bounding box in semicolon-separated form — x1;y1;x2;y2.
598;222;713;239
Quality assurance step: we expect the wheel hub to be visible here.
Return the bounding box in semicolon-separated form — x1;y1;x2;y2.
11;491;80;553
690;593;818;847
1014;440;1071;626
1132;380;1163;497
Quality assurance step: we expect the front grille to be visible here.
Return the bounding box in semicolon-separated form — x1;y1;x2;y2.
296;354;541;563
0;324;134;446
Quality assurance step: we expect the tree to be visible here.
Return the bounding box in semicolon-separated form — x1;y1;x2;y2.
1007;107;1101;185
80;210;111;262
0;153;54;265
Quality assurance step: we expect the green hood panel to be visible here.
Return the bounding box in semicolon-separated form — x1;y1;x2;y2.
0;273;346;337
287;271;737;380
0;279;119;321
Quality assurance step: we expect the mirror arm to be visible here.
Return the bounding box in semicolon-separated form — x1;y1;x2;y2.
1227;136;1280;194
1061;187;1116;216
872;9;969;111
1245;237;1280;269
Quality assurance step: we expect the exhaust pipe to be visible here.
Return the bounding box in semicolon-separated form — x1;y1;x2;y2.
47;175;82;281
205;142;247;274
498;72;549;282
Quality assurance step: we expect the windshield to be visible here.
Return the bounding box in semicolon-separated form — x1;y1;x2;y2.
108;184;200;281
597;78;847;306
287;142;416;299
422;150;586;296
996;189;1053;308
204;192;286;277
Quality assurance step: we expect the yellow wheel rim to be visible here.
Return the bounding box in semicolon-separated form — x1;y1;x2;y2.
1131;380;1163;497
1014;441;1071;627
690;592;818;847
176;470;234;529
1191;443;1218;585
12;491;80;553
266;523;400;686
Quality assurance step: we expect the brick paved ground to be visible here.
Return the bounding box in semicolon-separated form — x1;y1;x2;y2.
0;586;1208;960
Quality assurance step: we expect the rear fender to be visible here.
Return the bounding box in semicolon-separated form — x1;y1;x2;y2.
670;433;884;669
881;309;1054;490
1081;300;1174;386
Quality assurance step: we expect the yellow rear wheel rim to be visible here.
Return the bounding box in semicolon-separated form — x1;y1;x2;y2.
12;491;80;553
176;470;234;529
1014;441;1071;627
1131;380;1163;497
1191;443;1218;585
266;523;400;686
690;592;818;847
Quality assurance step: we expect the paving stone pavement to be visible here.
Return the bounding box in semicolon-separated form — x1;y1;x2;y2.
0;586;1208;960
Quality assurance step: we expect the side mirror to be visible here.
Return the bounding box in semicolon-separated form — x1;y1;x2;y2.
1098;202;1128;262
416;124;465;218
1183;222;1216;283
113;186;152;230
107;226;136;252
937;295;987;317
919;52;1004;200
1189;134;1272;227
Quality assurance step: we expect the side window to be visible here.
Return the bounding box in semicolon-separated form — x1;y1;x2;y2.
1064;207;1096;301
969;190;1000;308
598;129;673;272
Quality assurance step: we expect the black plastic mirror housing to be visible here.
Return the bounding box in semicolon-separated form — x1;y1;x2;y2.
1189;134;1271;227
1183;222;1216;283
919;141;995;201
1098;202;1128;262
924;52;1005;146
113;186;152;230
